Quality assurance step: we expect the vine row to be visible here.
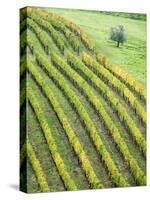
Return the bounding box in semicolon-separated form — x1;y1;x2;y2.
28;12;66;53
82;52;146;125
28;59;103;189
20;29;27;55
41;13;81;53
20;78;26;108
27;35;129;187
38;8;95;51
50;51;146;185
28;85;77;191
27;141;50;192
20;142;26;167
96;53;146;101
27;17;52;54
20;55;26;78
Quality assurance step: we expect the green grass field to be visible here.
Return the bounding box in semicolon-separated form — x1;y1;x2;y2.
46;8;146;85
20;7;146;193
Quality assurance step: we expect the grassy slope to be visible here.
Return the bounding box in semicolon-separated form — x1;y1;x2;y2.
47;8;146;86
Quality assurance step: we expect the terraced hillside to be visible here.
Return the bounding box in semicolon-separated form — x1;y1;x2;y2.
20;7;146;193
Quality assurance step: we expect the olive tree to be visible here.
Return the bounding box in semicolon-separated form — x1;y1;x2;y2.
110;25;126;47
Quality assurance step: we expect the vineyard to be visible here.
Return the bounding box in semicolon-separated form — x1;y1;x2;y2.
20;7;146;193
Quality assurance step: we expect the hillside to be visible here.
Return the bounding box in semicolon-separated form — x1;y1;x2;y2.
20;7;146;193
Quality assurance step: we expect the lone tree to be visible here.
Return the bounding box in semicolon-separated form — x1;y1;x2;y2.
110;25;126;47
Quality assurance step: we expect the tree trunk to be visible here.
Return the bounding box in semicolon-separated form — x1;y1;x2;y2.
117;41;120;48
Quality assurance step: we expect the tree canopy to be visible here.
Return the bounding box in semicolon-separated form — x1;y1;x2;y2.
110;25;126;47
